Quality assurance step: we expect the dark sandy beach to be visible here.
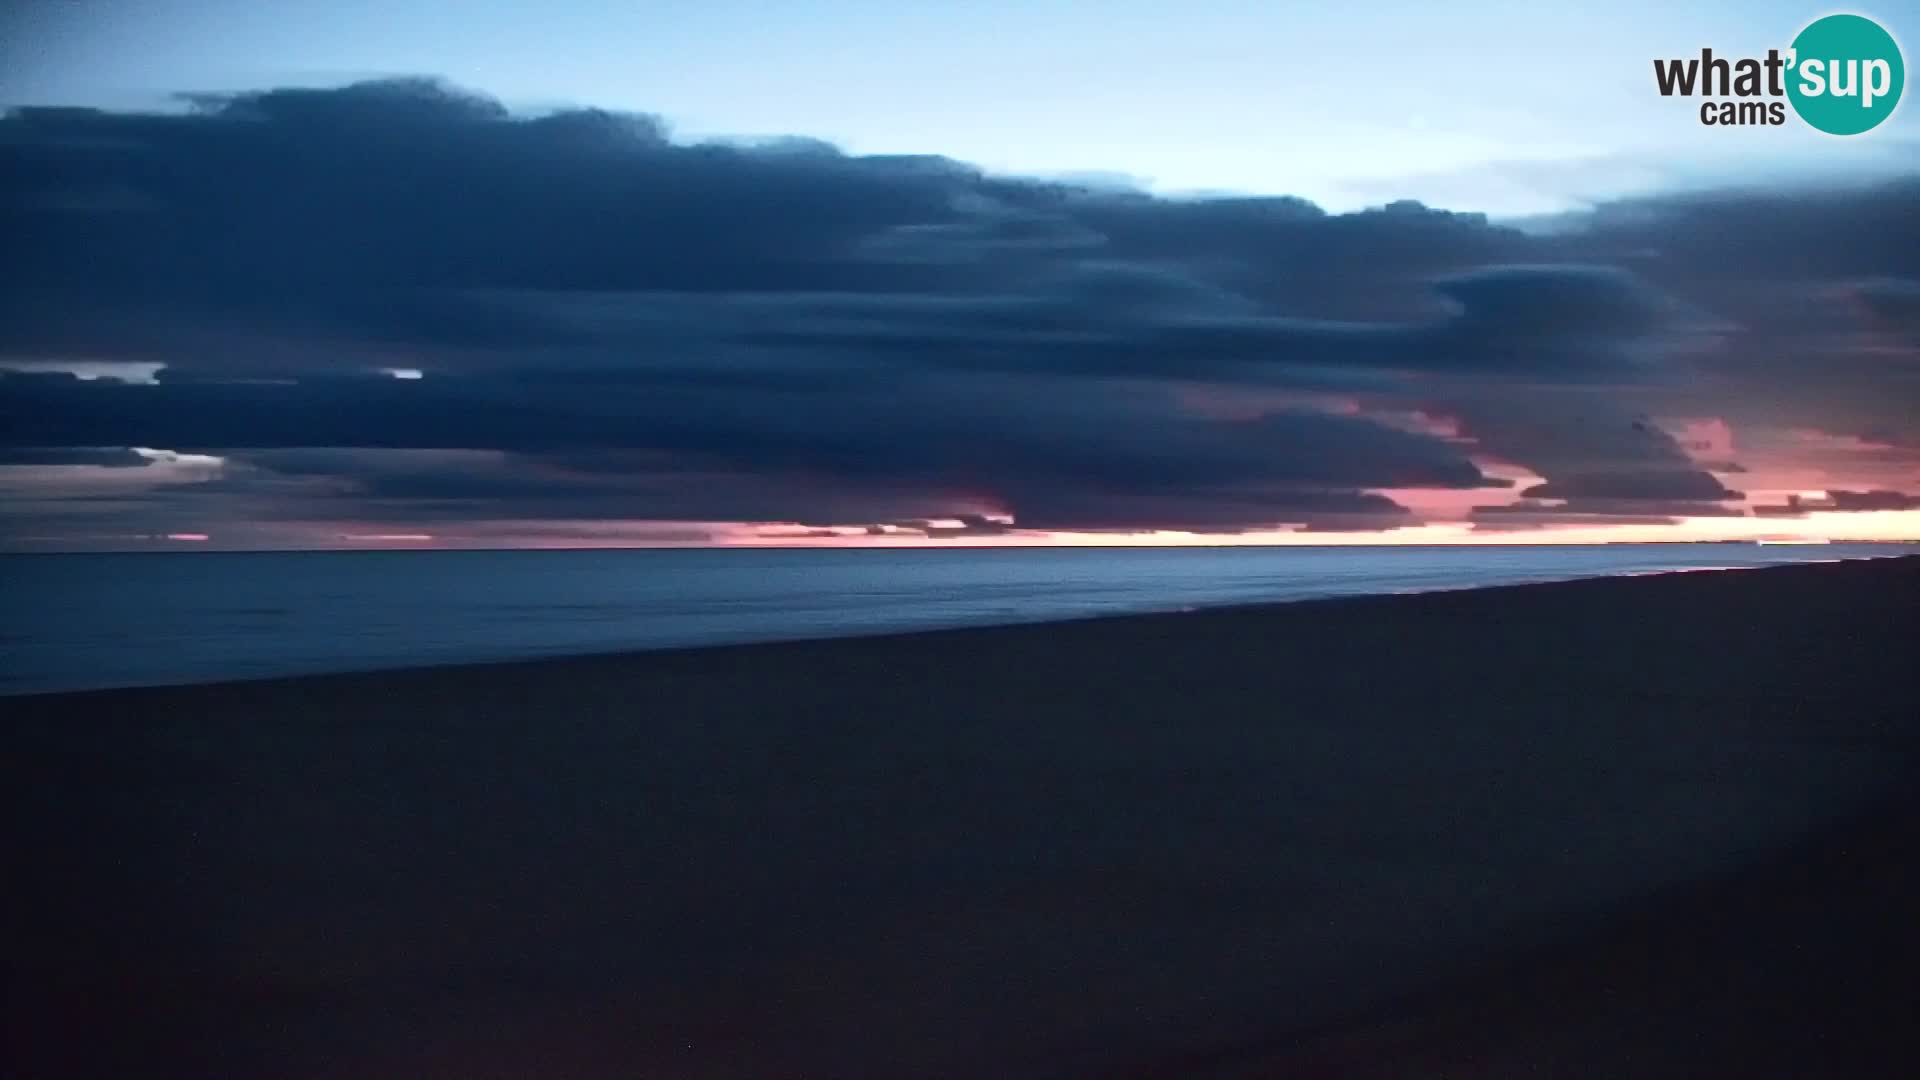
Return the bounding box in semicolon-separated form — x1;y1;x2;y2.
5;556;1917;1078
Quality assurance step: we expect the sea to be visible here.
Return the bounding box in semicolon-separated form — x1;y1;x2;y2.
2;543;1913;696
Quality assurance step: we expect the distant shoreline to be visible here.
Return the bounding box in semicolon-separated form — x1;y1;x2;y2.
6;546;1915;699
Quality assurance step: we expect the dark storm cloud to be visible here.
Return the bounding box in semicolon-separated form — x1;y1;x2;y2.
734;262;1683;390
0;369;1498;533
1575;181;1920;285
3;79;1918;539
0;446;150;467
1;81;975;305
1561;185;1920;452
0;370;1489;481
1827;489;1920;511
1854;278;1920;345
1521;472;1735;501
0;79;1671;382
1752;489;1920;516
1432;395;1740;517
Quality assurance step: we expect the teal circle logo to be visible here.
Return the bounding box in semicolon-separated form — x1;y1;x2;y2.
1786;14;1904;135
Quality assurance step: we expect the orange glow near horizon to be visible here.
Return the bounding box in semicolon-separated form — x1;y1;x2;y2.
714;509;1920;548
339;533;435;542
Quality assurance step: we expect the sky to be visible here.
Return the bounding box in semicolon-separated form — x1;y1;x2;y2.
6;0;1917;213
1;1;1917;548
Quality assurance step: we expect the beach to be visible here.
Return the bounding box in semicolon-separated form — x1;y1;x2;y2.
5;555;1916;1078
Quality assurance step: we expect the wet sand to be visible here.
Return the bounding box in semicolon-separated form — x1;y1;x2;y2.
5;555;1916;1078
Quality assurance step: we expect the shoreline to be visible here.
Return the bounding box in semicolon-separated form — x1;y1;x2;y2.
7;555;1917;1077
7;550;1913;702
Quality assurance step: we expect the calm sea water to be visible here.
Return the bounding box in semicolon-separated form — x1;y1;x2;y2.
2;544;1912;696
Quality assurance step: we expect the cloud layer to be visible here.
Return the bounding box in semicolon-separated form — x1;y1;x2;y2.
2;80;1917;545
